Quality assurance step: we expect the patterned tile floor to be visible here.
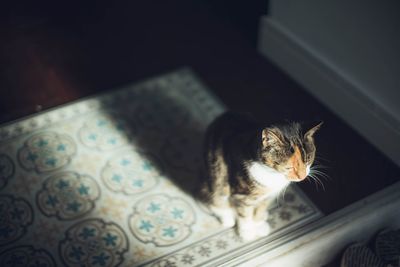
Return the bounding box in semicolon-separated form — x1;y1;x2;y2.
0;69;322;266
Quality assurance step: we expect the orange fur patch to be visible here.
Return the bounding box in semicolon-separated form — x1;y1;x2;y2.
288;146;306;180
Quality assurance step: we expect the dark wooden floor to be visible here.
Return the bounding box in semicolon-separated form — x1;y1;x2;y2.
1;0;399;215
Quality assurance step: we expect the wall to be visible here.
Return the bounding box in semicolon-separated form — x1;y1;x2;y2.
258;0;400;166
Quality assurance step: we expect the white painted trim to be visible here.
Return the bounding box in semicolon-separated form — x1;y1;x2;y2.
224;181;400;267
257;16;400;167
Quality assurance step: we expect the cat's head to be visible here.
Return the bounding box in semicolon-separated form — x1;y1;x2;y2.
260;122;322;182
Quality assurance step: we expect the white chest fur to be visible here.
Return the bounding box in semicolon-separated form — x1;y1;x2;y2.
247;161;290;192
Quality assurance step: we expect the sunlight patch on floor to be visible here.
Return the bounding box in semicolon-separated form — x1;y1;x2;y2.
0;68;321;266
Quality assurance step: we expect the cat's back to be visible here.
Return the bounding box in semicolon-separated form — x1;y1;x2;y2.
205;112;258;150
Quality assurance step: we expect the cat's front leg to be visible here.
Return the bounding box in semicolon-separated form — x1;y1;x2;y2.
207;195;236;228
236;217;270;241
236;204;259;241
209;204;236;227
253;200;271;237
235;198;271;241
200;179;236;227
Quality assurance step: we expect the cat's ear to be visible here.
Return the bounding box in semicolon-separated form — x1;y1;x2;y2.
262;128;284;147
304;122;323;140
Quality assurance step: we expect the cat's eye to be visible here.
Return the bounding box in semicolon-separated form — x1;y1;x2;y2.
289;146;295;153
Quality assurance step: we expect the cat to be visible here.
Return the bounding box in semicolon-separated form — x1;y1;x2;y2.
199;112;322;241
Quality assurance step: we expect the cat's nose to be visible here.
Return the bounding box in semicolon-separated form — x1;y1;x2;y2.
292;171;307;182
299;172;307;181
288;173;305;182
299;167;307;180
294;176;306;182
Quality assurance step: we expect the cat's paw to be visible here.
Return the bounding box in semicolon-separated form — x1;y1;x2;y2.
237;219;258;241
220;213;236;227
237;220;271;241
256;221;271;237
209;206;236;228
238;227;258;241
238;228;258;241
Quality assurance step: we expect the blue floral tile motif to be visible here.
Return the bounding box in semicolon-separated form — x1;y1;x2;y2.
0;69;322;267
0;195;34;246
0;154;14;190
0;245;56;267
101;150;161;195
36;171;100;220
59;219;129;267
129;194;195;246
18;132;76;173
79;115;132;151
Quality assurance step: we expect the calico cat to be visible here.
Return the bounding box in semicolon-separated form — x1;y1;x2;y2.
200;112;322;241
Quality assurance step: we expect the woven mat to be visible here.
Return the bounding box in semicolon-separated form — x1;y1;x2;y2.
0;68;322;266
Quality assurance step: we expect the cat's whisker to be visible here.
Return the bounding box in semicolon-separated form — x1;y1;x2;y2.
314;176;326;191
313;173;330;182
277;186;284;206
307;175;320;191
309;173;326;191
282;183;290;201
276;183;290;206
310;176;319;192
310;168;330;180
308;173;319;188
275;196;280;207
311;163;329;170
310;177;322;191
311;169;330;180
311;164;329;170
311;169;327;177
276;190;284;207
315;155;331;163
277;193;283;207
305;176;314;186
310;165;328;175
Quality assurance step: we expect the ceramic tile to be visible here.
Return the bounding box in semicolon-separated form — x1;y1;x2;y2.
0;68;322;266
